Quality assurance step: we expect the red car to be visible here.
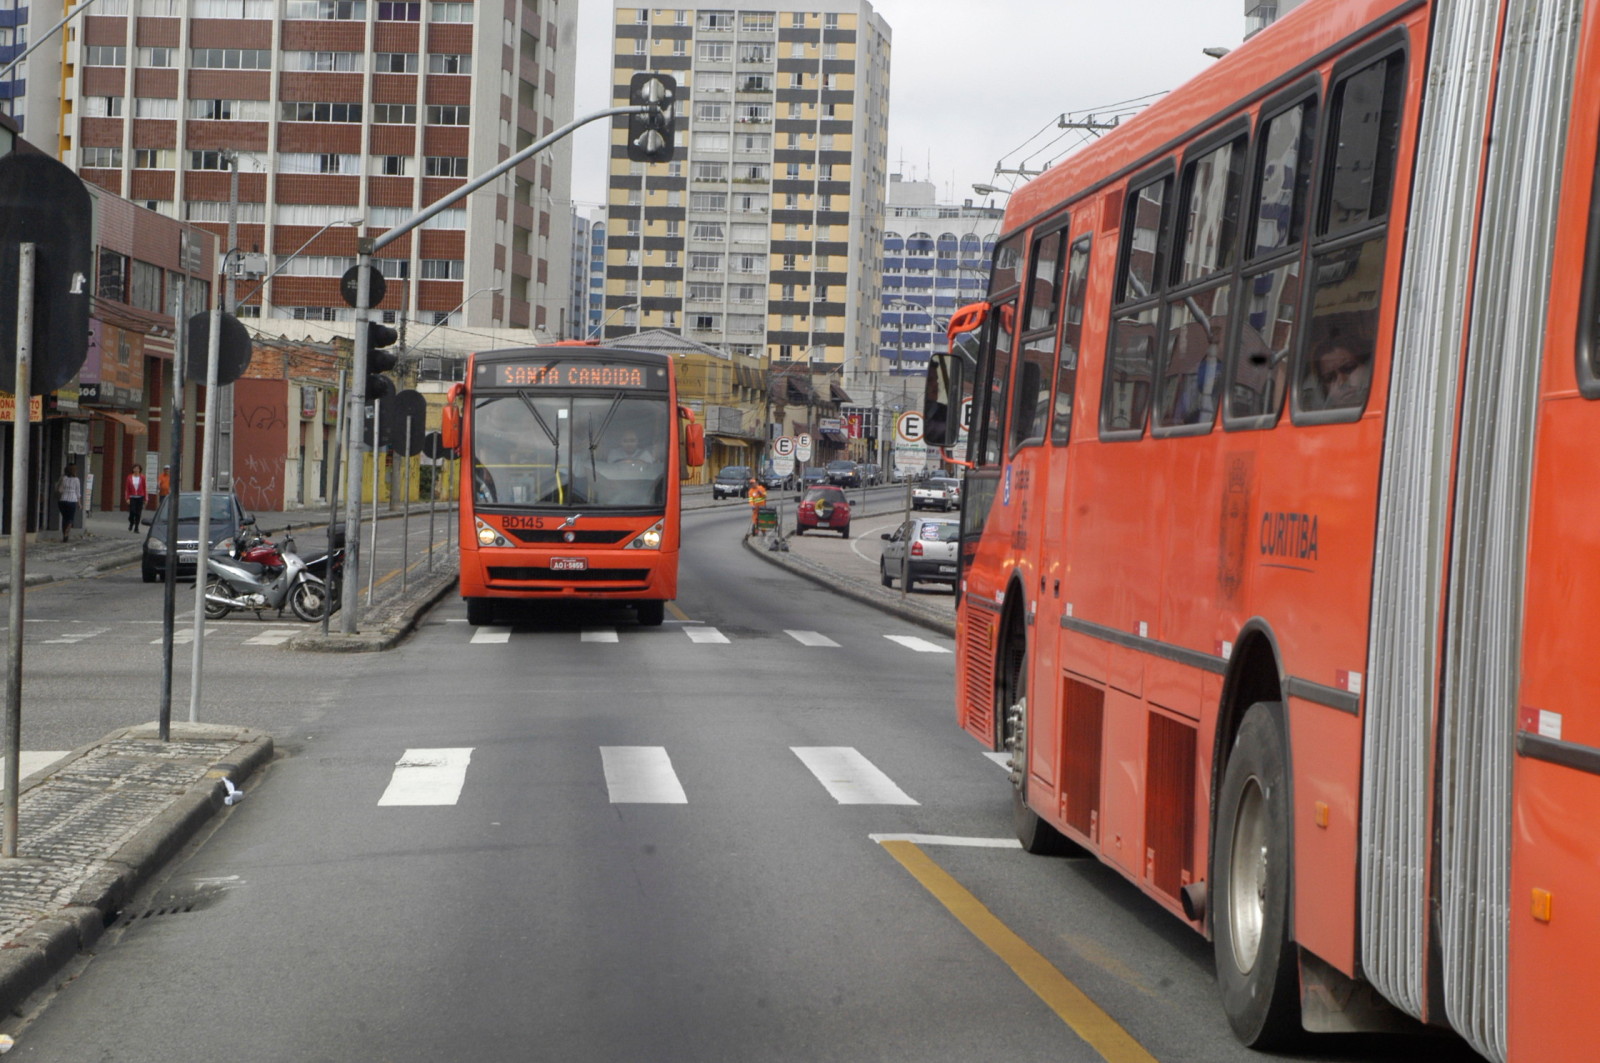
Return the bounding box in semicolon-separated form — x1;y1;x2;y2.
795;486;851;538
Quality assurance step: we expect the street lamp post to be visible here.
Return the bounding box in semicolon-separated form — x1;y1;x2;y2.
587;302;638;341
233;218;364;311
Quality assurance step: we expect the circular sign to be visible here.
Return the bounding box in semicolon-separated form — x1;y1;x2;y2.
795;433;813;462
896;411;925;444
772;435;796;458
340;264;387;309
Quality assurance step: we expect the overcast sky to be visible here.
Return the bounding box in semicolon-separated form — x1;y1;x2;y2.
569;1;1249;213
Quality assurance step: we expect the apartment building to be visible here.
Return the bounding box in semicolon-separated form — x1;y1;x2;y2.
601;2;892;385
58;0;578;337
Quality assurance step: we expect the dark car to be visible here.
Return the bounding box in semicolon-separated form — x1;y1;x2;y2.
141;492;251;583
857;463;881;487
800;467;828;489
712;465;751;500
758;463;793;490
795;485;851;537
825;459;860;487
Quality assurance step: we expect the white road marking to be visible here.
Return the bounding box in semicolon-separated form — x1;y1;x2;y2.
869;833;1023;849
581;628;619;643
601;746;688;804
885;634;951;654
984;752;1011;769
0;752;70;788
243;628;300;646
792;747;918;805
685;626;730;644
154;628;217;645
42;628;106;644
377;748;475;806
785;629;839;647
470;626;513;644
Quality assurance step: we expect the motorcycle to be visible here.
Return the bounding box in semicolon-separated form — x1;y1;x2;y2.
203;526;328;622
297;525;346;620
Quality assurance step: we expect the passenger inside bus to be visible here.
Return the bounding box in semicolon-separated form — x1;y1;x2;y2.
1305;335;1373;411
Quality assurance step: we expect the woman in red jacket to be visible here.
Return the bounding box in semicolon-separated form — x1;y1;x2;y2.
124;463;148;532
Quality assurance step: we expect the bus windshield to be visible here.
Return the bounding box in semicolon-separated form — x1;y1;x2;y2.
471;392;669;508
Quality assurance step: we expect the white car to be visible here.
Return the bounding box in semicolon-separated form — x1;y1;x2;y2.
880;517;960;590
912;476;961;511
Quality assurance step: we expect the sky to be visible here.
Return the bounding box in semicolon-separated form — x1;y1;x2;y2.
569;0;1250;213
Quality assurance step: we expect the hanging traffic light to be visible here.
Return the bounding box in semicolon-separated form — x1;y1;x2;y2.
366;323;399;406
626;72;677;164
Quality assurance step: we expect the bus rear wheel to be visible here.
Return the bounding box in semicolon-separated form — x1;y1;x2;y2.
999;623;1077;856
465;597;495;626
636;600;664;626
1213;701;1300;1048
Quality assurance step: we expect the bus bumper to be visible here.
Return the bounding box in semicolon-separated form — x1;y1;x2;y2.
459;548;678;603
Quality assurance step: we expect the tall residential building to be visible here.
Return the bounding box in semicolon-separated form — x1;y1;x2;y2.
601;1;892;384
585;206;606;339
569;207;590;339
54;0;578;337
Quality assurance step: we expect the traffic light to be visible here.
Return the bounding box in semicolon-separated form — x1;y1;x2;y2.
626;72;676;164
366;322;399;406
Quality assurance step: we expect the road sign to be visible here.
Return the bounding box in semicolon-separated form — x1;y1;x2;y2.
896;411;924;444
772;435;795;459
772;454;795;477
340;264;386;309
960;399;974;433
796;433;813;462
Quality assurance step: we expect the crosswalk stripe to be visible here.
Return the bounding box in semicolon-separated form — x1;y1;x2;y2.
601;746;687;803
0;752;70;789
685;626;730;644
470;626;513;644
885;635;951;654
785;630;840;647
792;747;918;805
153;628;218;645
244;628;301;646
581;628;619;643
378;748;474;806
984;752;1011;769
42;629;105;644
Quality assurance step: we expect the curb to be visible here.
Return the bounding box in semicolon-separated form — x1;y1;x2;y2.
741;530;957;638
287;565;460;653
0;723;273;1015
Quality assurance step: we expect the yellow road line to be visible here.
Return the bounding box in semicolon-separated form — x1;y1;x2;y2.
666;600;690;621
878;839;1158;1063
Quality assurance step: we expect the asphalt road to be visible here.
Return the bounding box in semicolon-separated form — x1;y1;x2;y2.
0;503;1482;1062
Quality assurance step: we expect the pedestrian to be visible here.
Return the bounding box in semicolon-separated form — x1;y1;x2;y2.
158;464;171;498
55;463;82;543
747;477;767;533
124;463;148;532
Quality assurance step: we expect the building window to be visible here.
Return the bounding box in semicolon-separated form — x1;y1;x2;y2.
426;105;470;125
419;259;465;279
697;42;732;62
189;99;272;121
373;51;418;72
81;146;123;168
188;149;231;170
429;1;472;21
280;101;363;123
135;47;176;66
279;152;360;174
133;148;174;168
375;155;411;176
82;96;125;117
285;0;366;18
372;103;419;124
377;0;419;18
425;156;468;177
133;97;178;119
190;48;273;68
428;52;470;73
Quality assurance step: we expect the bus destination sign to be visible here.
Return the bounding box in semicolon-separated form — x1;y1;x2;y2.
481;359;666;390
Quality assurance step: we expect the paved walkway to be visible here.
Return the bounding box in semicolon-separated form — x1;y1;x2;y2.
0;480;954;1022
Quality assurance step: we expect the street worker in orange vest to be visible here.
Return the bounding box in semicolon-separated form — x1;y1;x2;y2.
747;478;767;533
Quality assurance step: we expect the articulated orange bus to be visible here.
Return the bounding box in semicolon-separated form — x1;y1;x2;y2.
924;1;1600;1059
442;345;704;626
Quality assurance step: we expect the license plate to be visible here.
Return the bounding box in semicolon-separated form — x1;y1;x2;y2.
938;565;956;573
178;551;198;563
551;557;587;571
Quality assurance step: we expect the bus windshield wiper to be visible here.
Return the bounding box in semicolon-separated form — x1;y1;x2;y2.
517;390;564;503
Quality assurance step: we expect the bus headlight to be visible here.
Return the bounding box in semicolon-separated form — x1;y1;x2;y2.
625;520;664;550
475;518;511;547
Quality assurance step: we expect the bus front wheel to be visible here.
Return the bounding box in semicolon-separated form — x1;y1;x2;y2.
1212;701;1301;1049
999;624;1077;856
637;600;665;626
465;598;494;626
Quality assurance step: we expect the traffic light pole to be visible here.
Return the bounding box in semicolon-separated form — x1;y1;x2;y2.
338;101;665;633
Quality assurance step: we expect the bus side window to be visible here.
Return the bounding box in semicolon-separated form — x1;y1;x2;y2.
1296;51;1406;419
1102;174;1172;437
1012;225;1068;452
1051;235;1092;445
977;301;1018;466
1227;94;1316;427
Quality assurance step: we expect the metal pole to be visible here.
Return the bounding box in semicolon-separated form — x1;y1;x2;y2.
401;414;411;595
427;452;436;572
322;369;345;636
158;256;189;741
366;400;380;607
339;247;372;633
5;243;36;857
188;278;225;724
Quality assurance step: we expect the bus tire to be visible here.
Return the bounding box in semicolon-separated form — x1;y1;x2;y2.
999;623;1077;856
1213;701;1301;1049
637;600;665;626
465;597;494;626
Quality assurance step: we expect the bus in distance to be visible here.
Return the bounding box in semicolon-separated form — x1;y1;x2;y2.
925;1;1600;1060
442;345;704;626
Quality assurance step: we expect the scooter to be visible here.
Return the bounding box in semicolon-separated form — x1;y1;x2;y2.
203;527;328;622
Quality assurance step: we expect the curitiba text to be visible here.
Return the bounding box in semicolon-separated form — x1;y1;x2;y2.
1259;511;1318;561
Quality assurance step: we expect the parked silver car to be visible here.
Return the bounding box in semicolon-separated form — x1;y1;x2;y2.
912;476;961;511
879;516;959;590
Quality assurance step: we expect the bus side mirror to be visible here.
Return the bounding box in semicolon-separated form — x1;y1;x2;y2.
440;404;460;450
685;422;705;468
923;351;965;448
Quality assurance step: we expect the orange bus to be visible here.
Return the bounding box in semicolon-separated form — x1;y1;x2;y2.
923;2;1600;1059
442;345;704;626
